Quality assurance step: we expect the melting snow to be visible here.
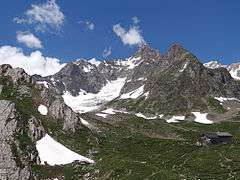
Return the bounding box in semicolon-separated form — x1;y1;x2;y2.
179;63;188;72
118;56;143;69
37;81;49;88
120;85;144;99
229;69;240;80
80;118;90;127
96;113;108;118
83;65;93;73
36;134;94;166
38;105;48;115
114;109;130;114
96;109;130;118
101;108;116;114
62;78;126;113
214;97;240;102
137;77;145;81
135;113;158;119
192;112;213;124
166;116;185;123
143;91;149;99
204;61;225;69
158;114;164;118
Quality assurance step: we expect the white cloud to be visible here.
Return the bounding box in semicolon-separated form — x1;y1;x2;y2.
113;24;145;46
78;21;95;31
0;46;65;76
132;16;140;24
16;31;42;49
14;0;64;32
102;46;112;58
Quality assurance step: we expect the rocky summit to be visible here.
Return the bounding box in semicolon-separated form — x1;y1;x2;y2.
2;44;240;179
34;44;240;114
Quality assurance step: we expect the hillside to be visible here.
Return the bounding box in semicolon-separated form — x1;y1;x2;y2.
2;45;240;179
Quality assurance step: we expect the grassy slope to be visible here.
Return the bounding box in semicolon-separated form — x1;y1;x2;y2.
2;75;240;179
35;113;240;180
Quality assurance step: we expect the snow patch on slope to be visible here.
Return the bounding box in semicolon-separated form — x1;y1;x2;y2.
96;113;108;118
228;67;240;80
166;116;185;123
63;78;126;113
214;97;240;102
101;108;116;115
38;104;48;115
204;61;225;69
80;118;90;127
179;62;188;72
117;56;143;69
36;134;94;166
192;112;213;124
83;64;93;72
135;113;158;119
120;85;144;99
37;81;49;88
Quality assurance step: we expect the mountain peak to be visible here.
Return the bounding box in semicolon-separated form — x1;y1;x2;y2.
135;44;161;60
167;43;186;56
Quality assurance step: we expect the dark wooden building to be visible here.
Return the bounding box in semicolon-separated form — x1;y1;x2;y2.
200;132;233;145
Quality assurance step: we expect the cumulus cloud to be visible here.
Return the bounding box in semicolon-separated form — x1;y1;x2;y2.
132;16;140;24
113;23;145;46
0;46;65;76
16;31;42;49
102;46;112;58
78;21;95;31
14;0;64;33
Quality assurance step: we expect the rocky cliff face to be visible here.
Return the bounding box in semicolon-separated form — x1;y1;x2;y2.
0;64;87;179
204;60;240;80
0;100;33;180
35;44;240;115
139;45;240;113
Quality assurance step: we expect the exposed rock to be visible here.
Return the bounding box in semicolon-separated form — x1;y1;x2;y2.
28;117;45;142
17;85;31;97
37;83;80;131
50;61;107;96
30;44;240;115
0;100;33;180
0;64;31;84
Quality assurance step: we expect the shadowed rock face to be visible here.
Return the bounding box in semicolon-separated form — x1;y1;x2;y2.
142;48;240;113
1;64;82;131
52;61;107;96
111;44;240;114
146;45;239;99
0;64;91;179
32;44;240;114
0;100;42;180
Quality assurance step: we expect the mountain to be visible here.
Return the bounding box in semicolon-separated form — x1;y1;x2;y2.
33;44;240;115
204;60;240;80
0;64;94;179
2;44;240;179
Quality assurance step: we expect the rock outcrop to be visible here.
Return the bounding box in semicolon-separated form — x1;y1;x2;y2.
0;100;39;180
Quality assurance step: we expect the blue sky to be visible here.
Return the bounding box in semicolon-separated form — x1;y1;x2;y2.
1;0;240;64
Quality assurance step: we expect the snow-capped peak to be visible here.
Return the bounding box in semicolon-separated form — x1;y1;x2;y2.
88;58;101;66
204;61;225;69
117;56;143;69
204;61;240;80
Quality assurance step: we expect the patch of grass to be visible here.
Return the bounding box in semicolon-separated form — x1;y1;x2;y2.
10;143;24;169
208;96;226;113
